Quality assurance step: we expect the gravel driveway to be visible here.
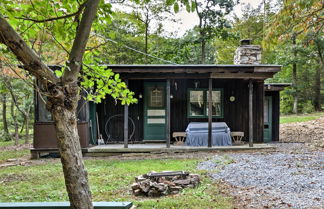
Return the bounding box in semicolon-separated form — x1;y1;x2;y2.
198;143;324;209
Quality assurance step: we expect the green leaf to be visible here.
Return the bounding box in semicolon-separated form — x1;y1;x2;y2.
174;3;179;13
55;70;63;77
166;0;176;6
186;3;191;12
191;1;197;12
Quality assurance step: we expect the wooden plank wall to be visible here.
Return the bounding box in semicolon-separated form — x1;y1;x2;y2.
97;79;265;143
96;80;144;142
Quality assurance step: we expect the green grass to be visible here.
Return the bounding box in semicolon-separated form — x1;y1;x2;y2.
0;140;25;147
0;143;232;208
0;149;30;164
280;112;324;124
0;140;30;164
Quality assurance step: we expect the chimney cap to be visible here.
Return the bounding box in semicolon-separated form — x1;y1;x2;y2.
240;39;252;46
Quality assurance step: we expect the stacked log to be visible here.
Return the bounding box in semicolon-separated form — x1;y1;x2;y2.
131;171;200;197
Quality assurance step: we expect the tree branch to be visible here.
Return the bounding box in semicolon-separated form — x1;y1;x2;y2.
62;0;100;84
16;1;87;23
4;77;27;117
0;17;59;84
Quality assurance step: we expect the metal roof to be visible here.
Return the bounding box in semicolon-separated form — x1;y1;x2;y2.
103;64;281;68
103;64;282;80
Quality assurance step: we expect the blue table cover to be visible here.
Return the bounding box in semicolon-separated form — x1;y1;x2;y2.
185;122;232;146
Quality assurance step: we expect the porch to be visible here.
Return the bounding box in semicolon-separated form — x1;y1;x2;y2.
83;143;276;157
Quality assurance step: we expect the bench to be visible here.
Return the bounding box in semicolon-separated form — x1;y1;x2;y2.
0;202;133;209
230;132;244;145
172;132;186;145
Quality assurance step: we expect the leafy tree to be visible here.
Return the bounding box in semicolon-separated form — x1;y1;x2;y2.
266;0;323;113
0;77;10;141
5;77;33;144
94;11;152;64
125;0;174;62
0;0;196;207
193;0;237;63
0;0;137;208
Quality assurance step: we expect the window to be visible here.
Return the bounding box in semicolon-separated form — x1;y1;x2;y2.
188;89;223;118
37;96;53;122
148;86;164;108
189;90;204;116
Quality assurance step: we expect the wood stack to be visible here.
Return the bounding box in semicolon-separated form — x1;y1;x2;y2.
131;171;200;197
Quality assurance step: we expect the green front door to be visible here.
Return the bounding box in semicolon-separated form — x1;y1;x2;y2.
263;96;272;142
144;82;166;141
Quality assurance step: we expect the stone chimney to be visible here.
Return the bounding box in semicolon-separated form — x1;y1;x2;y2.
234;39;262;64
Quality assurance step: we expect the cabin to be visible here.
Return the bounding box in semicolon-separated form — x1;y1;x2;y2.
31;40;290;157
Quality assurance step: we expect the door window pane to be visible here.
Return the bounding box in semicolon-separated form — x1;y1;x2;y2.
206;91;222;116
149;87;164;107
189;90;204;116
264;99;269;123
38;95;52;122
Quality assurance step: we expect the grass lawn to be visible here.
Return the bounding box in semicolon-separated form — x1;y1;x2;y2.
0;143;232;209
280;112;324;124
0;141;30;164
0;140;25;147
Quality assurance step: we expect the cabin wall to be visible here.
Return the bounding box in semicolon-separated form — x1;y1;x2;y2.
98;79;264;143
265;91;280;141
171;79;263;142
97;80;144;142
33;92;90;149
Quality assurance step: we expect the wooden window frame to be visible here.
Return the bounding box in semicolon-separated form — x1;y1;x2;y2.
187;88;224;119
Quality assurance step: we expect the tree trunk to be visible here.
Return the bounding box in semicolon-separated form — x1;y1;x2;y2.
314;38;323;111
313;66;321;111
10;99;19;145
198;15;205;64
2;93;10;140
20;117;25;133
51;104;92;209
0;0;100;207
195;0;205;64
145;22;148;63
201;37;206;64
292;35;298;114
25;115;30;144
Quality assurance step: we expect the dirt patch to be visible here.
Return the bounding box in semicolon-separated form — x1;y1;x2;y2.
280;116;324;148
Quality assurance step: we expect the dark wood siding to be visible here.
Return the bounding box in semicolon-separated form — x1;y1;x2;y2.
98;79;265;143
170;79;264;142
265;91;280;141
97;80;144;142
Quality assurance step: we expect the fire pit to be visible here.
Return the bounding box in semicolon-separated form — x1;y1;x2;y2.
131;171;200;197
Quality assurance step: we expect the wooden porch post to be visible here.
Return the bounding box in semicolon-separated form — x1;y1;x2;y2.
249;79;253;147
124;79;129;148
166;79;171;148
208;78;212;147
